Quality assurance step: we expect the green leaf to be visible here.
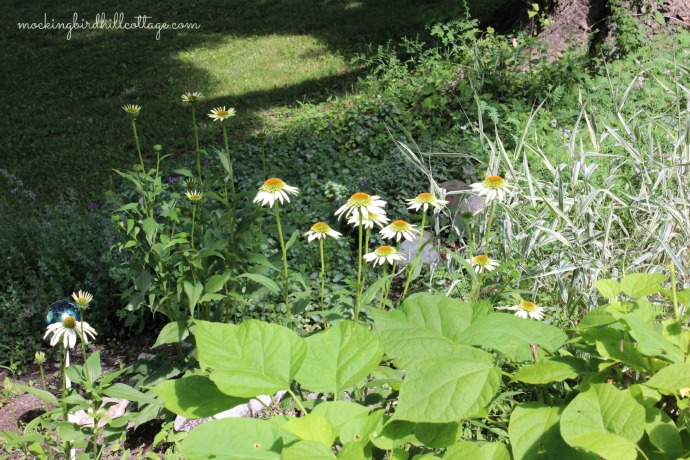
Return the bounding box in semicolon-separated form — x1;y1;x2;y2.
84;351;102;383
281;440;335;459
371;293;478;368
204;272;231;293
183;280;203;317
644;363;690;393
152;375;248;419
152;321;189;348
237;273;280;295
615;310;684;363
458;313;567;362
370;420;416;450
16;384;58;406
444;441;481;458
295;321;383;393
195;320;306;398
560;384;645;459
102;383;155;404
394;353;500;423
480;443;511;460
509;402;593;460
283;414;335;446
340;409;384;445
595;279;620;299
619;273;665;298
141;217;158;243
180;418;281;459
57;422;87;443
513;357;585;384
644;406;683;459
310;402;371;439
414;422;459;448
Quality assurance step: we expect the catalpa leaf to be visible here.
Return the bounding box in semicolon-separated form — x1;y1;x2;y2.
195;320;306;398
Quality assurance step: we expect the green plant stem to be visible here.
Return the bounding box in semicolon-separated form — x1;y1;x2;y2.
401;210;427;299
38;362;48;413
60;349;72;459
78;310;87;365
358;226;371;312
484;200;496;254
354;210;364;321
131;118;145;173
319;238;327;328
191;105;202;186
275;203;291;318
378;264;388;308
287;389;308;415
222;123;235;200
191;203;197;249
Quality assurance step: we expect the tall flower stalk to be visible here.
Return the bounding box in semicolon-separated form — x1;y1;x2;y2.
335;192;387;321
401;193;447;300
208;107;237;202
254;178;299;319
305;222;341;326
182;92;204;186
185;190;204;248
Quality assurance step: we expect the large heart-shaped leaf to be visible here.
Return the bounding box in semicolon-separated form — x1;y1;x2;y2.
311;402;371;439
644;362;690;392
152;375;248;419
513;357;586;384
295;321;383;393
394;351;500;423
180;418;281;459
281;441;335;460
458;313;567;362
195;320;306;397
560;384;645;460
509;402;595;460
371;294;480;367
283;414;335;446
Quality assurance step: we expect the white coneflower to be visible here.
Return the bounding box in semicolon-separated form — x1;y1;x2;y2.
71;290;93;310
122;104;141;117
185;190;204;202
181;92;203;103
253;178;299;208
364;245;404;267
305;222;341;242
406;192;448;212
469;175;510;203
208;106;236;122
347;211;390;229
467;255;499;274
335;192;387;220
44;316;97;349
496;301;547;320
380;220;417;242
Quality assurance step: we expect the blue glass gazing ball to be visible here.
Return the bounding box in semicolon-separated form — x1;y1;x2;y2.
45;300;79;326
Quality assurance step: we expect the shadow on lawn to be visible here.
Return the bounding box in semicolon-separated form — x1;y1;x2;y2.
1;0;507;200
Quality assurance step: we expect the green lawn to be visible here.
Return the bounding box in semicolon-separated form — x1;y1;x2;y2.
1;0;509;203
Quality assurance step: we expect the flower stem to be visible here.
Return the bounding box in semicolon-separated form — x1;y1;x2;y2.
222;123;235;200
379;264;388;308
484;201;496;254
60;349;72;458
131;118;145;173
275;203;291;318
319;238;327;327
38;362;48;413
401;210;426;300
354;210;363;321
191;203;197;249
287;388;308;415
78;310;87;364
